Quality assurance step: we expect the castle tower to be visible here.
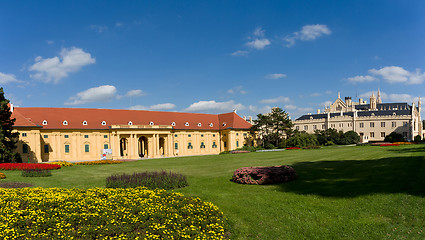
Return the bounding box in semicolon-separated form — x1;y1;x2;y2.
370;92;376;110
377;88;382;104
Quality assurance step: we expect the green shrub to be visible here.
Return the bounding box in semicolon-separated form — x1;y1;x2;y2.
384;132;405;143
21;169;52;177
106;171;188;190
414;135;422;142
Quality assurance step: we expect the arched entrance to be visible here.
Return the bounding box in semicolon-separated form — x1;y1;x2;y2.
159;137;165;156
139;136;148;158
120;138;128;157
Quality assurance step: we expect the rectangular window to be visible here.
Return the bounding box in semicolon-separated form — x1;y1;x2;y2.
212;141;217;148
175;142;178;150
236;141;239;147
201;134;204;137
359;123;364;128
187;142;193;149
213;134;216;137
296;126;300;130
104;144;108;149
313;125;317;130
381;122;385;127
392;122;396;128
370;132;374;138
322;124;326;129
370;122;374;128
403;122;408;127
236;133;239;136
188;134;191;137
224;142;227;148
84;135;89;138
304;125;308;130
174;134;178;137
22;144;28;153
381;132;386;138
22;133;27;137
104;135;108;138
359;132;364;137
85;144;89;152
65;145;70;153
64;135;69;138
44;135;48;138
200;142;205;148
243;133;247;137
44;144;49;153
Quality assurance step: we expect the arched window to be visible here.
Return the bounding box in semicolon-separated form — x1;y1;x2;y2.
82;120;88;125
128;121;133;125
101;121;107;126
171;122;176;126
197;123;202;127
63;120;68;125
42;120;48;125
209;123;213;127
149;121;154;126
185;122;189;126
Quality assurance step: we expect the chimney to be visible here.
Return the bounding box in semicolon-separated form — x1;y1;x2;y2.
317;109;321;114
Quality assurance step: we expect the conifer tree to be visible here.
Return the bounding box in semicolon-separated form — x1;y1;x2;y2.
0;87;22;163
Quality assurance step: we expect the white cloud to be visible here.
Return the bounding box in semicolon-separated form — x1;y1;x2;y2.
248;105;272;114
184;100;245;113
265;73;287;79
90;25;108;33
284;104;297;110
253;27;265;37
321;101;333;107
347;75;377;83
125;89;145;97
245;38;271;50
259;96;291;104
227;86;247;95
150;103;176;110
128;105;147;110
359;91;423;104
29;47;95;83
65;85;117;105
0;72;22;84
369;66;425;84
231;50;248;56
284;24;331;47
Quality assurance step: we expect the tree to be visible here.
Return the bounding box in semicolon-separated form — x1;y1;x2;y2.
250;107;293;148
0;88;22;163
286;132;319;148
384;132;404;143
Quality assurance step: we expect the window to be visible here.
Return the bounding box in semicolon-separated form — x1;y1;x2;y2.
243;133;247;137
359;123;364;128
339;123;343;128
185;122;189;126
84;135;88;138
403;122;408;127
212;142;217;148
65;145;70;153
188;134;191;137
22;133;27;137
64;135;69;138
370;132;374;138
200;142;205;148
403;132;408;138
175;142;178;150
392;122;396;127
236;133;239;136
149;122;154;126
296;126;300;130
102;121;107;126
42;120;47;125
370;122;374;128
174;134;178;137
201;134;204;137
63;120;68;126
104;135;108;138
224;142;227;148
222;123;227;127
128;121;133;125
85;144;90;153
209;123;213;127
359;132;364;137
197;123;201;127
236;141;239;147
187;142;193;149
171;122;176;126
22;144;28;153
381;122;385;127
44;144;49;153
83;120;88;125
381;132;386;138
304;125;308;130
322;124;326;130
313;125;317;130
104;144;108;149
44;135;48;138
213;134;216;137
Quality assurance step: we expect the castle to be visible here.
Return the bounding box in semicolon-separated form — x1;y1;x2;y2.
292;90;423;142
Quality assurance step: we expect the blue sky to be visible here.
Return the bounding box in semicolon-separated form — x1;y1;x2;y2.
1;1;424;119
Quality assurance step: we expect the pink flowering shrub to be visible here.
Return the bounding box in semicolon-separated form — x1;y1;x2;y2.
0;163;61;170
231;165;296;185
230;150;251;154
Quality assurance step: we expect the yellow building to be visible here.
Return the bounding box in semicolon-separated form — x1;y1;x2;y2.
11;107;252;162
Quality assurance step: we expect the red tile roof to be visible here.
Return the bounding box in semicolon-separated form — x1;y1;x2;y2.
12;107;252;130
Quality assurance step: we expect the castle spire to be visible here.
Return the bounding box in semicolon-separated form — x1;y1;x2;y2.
377;88;382;104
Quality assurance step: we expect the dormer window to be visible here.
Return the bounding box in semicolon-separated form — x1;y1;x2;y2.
63;120;68;126
149;121;154;126
42;120;48;125
222;123;226;127
171;122;176;126
82;120;88;126
128;121;133;126
101;121;107;126
209;123;213;127
197;123;202;127
393;112;397;116
185;122;189;126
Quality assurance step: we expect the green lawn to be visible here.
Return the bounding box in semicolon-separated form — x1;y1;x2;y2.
2;144;425;239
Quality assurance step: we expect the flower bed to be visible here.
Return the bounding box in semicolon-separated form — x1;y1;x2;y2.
0;172;5;179
286;147;301;150
47;161;74;166
106;171;188;190
380;144;400;146
231;165;297;185
22;169;52;177
0;163;61;170
74;160;123;165
0;187;228;239
230;150;251;154
0;182;34;188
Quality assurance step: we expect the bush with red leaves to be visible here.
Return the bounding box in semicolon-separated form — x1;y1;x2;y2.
0;163;61;170
231;165;296;185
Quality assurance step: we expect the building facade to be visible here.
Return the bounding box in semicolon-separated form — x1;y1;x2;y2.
11;107;252;162
293;90;422;142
